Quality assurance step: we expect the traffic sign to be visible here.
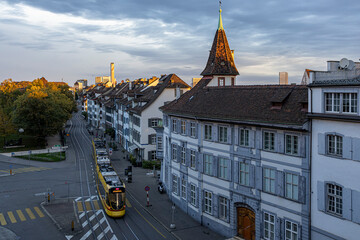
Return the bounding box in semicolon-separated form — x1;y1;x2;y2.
145;186;150;191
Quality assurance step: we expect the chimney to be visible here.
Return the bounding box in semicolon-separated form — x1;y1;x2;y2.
175;85;180;100
279;72;288;85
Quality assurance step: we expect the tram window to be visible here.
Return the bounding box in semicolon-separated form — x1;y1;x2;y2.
109;192;125;210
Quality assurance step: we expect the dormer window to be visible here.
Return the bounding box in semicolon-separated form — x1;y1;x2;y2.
270;102;282;110
218;77;225;86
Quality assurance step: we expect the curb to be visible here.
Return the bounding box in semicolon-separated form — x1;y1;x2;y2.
40;201;62;231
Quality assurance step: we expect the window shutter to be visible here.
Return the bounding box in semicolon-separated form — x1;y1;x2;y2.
343;137;352;159
249;130;255;148
280;218;285;240
213;194;218;217
177;119;181;133
352;138;360;161
196;187;200;208
255;166;262;190
195;123;199;139
212;156;217;177
148;135;151;144
185;148;190;167
249;164;255;188
276;171;284;197
352;190;360;224
317;181;325;212
212;125;217;142
299;135;306;157
277;133;284;153
198;153;203;173
343;187;352;221
298;176;306;204
227;127;232;144
147;151;151;161
177;176;180;195
177;145;181;163
226;159;232;181
186;121;190;136
260;212;264;238
276;217;281;239
234;128;239;145
318;133;325;155
195;151;198;171
234;161;239;183
148;118;151;127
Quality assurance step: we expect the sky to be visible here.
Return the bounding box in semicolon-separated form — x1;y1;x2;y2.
0;0;360;86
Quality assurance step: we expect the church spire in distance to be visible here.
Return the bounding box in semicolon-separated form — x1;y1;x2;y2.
201;1;239;77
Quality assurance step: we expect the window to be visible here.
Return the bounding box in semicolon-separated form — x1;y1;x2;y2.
172;144;177;161
150;150;157;160
327;134;343;156
285;220;298;240
181;179;186;199
231;77;235;86
343;93;357;113
172;119;177;132
205;124;212;140
218;77;225;86
190;122;196;137
325;92;358;113
150;118;159;127
240;129;249;147
218;126;228;143
204;154;213;175
219;158;228;179
219;196;228;220
204;191;212;214
157;136;163;151
239;162;250;186
181;146;186;165
190;184;196;206
285;134;299;155
285;173;299;201
181;120;186;134
264;212;275;240
172;175;178;195
326;183;343;216
263;168;276;194
263;132;275;151
190;150;196;168
149;134;156;144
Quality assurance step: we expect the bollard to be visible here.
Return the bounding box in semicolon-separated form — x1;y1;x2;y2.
47;193;50;203
170;204;176;229
71;220;74;231
10;169;12;175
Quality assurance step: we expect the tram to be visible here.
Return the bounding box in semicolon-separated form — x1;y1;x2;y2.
93;139;126;217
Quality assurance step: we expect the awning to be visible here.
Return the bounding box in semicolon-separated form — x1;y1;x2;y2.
128;144;139;152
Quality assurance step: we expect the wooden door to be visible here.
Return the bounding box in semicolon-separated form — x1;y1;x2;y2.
237;207;255;240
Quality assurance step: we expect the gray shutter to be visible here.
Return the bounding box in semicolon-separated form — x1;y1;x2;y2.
187;183;191;203
147;151;151;161
148;118;151;127
298;176;306;204
352;138;360;161
276;171;284;197
195;151;198;171
177;119;181;133
227;159;232;181
255;166;262;190
280;217;285;240
195;123;199;139
185;148;190;167
212;125;217;142
212;156;217;177
213;194;218;217
318;133;325;155
177;145;181;163
277;133;284;153
234;128;239;145
343;187;352;220
249;164;255;188
299;135;306;157
177;176;180;195
249;130;255;148
148;135;151;144
260;211;264;238
227;127;232;144
352;190;360;224
276;217;281;239
196;186;200;208
317;181;325;211
234;161;239;183
198;153;203;173
186;121;190;136
343;137;352;159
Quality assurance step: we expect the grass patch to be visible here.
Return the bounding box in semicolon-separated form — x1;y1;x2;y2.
17;152;66;162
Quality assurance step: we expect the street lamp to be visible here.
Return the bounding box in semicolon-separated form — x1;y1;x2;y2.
19;128;24;133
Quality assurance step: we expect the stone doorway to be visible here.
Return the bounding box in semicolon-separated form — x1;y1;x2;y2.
237;207;255;240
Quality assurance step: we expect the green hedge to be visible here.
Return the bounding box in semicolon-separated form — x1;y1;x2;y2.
142;160;161;170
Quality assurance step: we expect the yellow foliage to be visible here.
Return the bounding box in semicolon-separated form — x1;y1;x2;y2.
26;85;48;98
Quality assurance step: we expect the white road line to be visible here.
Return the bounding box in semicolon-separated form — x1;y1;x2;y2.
82;220;89;228
79;212;85;219
75;197;82;201
97;225;110;239
110;235;118;240
80;228;92;240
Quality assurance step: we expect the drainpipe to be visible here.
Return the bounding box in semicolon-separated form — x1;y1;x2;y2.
309;87;313;239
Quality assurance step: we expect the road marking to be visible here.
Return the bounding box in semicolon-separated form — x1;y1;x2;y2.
126;198;132;208
93;200;100;210
7;211;17;223
34;207;44;218
79;212;85;219
77;202;84;212
25;208;36;220
97;225;110;239
75;197;82;201
85;201;91;211
110;235;118;240
16;210;26;221
0;213;7;225
134;207;166;239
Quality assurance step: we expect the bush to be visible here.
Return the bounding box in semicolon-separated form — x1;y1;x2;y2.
142;160;161;170
129;154;136;166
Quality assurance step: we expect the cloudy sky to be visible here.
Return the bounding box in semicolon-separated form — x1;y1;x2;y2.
1;0;359;86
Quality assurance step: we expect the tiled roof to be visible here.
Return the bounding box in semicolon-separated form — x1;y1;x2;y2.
161;78;308;126
201;29;239;76
309;75;360;87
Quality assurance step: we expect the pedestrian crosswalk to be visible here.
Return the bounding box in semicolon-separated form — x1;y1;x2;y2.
0;207;45;226
0;166;51;175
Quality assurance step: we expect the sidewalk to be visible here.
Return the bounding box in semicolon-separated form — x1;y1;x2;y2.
110;145;225;240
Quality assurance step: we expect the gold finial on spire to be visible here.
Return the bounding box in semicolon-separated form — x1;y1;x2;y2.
218;0;224;30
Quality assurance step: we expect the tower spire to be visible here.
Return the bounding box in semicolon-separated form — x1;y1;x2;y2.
218;1;224;30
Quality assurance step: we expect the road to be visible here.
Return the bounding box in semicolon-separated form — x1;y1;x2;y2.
0;111;177;240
